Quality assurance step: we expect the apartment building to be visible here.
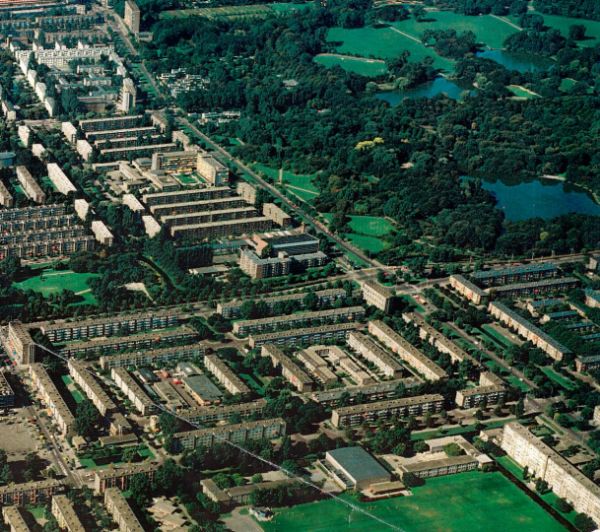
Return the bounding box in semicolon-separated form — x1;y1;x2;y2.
239;249;291;279
4;321;36;365
143;186;231;207
0;371;15;408
296;346;338;385
237;181;256;204
502;422;600;525
347;331;403;379
172;418;286;452
2;505;30;532
233;306;365;336
0;180;13;207
455;372;506;409
402;312;479;366
46;163;76;195
489;277;578;299
150;196;248;219
68;359;117;417
29;363;74;436
59;327;197;358
94;462;159;494
217;287;346;319
104;488;144;532
472;262;558;287
361;280;395;312
448;274;487;305
309;377;421;407
0;214;80;233
263;203;292;227
0;479;64;505
0;235;95;260
331;394;445;428
261;344;314;392
110;368;156;416
488;302;570;361
249;322;359;348
368;320;447;382
252;232;320;256
204;355;250;396
161;206;258;228
585;289;600;309
196;153;228;186
39;309;181;342
16;166;45;203
99;344;204;370
51;495;85;532
123;0;140;34
180;399;267;425
170;216;272;241
575;355;600;373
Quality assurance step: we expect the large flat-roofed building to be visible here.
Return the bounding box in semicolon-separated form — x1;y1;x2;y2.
94;462;159;494
217;288;346;319
16;166;45;203
2;505;30;531
233;306;364;336
361;280;395;312
150;196;247;218
501;422;600;525
142;186;231;207
104;488;144;532
368;320;447;382
0;479;64;506
80;115;143;133
3;321;36;364
253;232;319;257
172;418;286;452
261;344;314;392
46;163;76;195
0;372;15;409
182;374;223;405
488;302;570;361
331;394;444;428
472;262;558;287
204;355;250;396
51;494;85;532
239;249;291;279
38;309;180;343
68;359;117;417
347;331;403;379
59;327;197;358
161;207;258;228
99;344;204;370
455;371;506;409
29;364;74;437
110;368;156;416
196;153;228;186
324;446;391;491
201;478;297;508
449;274;487;305
249;322;359;348
181;399;267;425
402;312;478;366
170;216;272;241
399;454;480;480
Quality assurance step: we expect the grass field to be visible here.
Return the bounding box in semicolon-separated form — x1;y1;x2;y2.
345;233;387;253
510;12;600;47
541;366;577;391
253;163;320;203
347;215;394;237
314;54;388;77
480;324;517;348
15;269;99;305
261;471;564;531
507;84;540;99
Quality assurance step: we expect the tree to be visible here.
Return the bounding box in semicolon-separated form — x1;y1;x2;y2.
402;472;424;488
574;513;596;532
443;443;464;457
74;400;100;438
0;450;11;485
555;498;572;513
568;24;586;41
129;473;151;508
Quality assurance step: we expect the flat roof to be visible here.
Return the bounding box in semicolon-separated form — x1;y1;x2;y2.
327;446;390;484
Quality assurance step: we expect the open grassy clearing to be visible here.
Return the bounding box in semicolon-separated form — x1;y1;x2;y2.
510;12;600;46
314;53;388;76
260;471;564;532
15;269;99;305
507;84;540;99
347;215;394;237
540;366;578;391
345;233;387;253
253;163;320;203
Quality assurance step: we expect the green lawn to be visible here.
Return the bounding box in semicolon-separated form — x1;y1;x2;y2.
253;163;320;203
314;54;388;77
480;324;517;348
345;233;387;253
511;12;600;47
541;366;577;391
347;215;394;237
261;471;565;531
507;85;540;99
61;375;85;404
15;269;99;305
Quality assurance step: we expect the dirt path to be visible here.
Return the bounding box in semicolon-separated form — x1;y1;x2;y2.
490;14;522;31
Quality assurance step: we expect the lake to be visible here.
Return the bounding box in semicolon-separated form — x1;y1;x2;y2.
476;50;555;72
375;77;469;105
470;177;600;221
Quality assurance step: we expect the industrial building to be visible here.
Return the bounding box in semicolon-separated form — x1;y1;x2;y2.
331;394;445;428
248;322;359;348
233;306;365;336
501;422;600;525
323;447;391;491
368;320;447;382
261;344;314;392
172;418;286;451
488;302;570;361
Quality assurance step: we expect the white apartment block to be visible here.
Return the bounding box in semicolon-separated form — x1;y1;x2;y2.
47;163;76;195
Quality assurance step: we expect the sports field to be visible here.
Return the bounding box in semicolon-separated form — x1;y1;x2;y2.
315;54;388;77
15;269;99;305
261;471;565;531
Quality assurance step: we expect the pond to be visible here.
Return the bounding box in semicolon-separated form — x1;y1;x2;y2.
375;77;469;105
468;177;600;221
476;50;555;72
